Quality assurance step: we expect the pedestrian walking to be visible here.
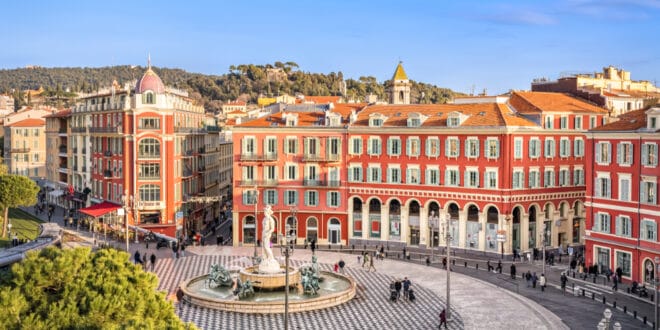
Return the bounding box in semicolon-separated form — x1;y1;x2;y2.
510;263;516;279
560;272;568;291
180;242;186;257
532;272;538;289
539;273;546;292
150;253;157;271
310;239;316;254
334;262;339;272
172;242;178;259
403;277;412;300
487;260;493;272
357;254;362;265
338;259;346;274
439;308;447;329
526;271;532;287
497;260;502;273
362;253;369;268
615;267;623;284
394;279;402;300
368;254;376;272
134;251;142;265
612;274;618;291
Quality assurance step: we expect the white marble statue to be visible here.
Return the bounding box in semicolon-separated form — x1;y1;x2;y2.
259;205;281;273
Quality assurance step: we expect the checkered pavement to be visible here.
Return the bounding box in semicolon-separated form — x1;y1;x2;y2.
155;255;463;330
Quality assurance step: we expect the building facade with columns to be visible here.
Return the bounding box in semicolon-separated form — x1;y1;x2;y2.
584;107;660;283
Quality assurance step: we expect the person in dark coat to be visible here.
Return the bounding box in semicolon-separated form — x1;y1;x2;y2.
510;263;516;279
150;253;157;271
439;308;447;329
310;239;316;254
134;251;142;265
394;279;402;301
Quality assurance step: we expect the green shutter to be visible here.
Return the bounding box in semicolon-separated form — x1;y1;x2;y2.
445;139;450;157
304;191;309;206
387;168;392;183
615;216;621;236
495;140;500;158
387;138;393;156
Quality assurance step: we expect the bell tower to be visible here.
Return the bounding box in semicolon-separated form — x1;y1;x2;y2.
389;61;411;104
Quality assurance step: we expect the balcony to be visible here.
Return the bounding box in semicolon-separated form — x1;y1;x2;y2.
199;147;206;153
174;127;205;134
138;153;160;160
240;153;278;161
10;148;30;153
138;174;160;180
71;127;87;133
302;153;340;162
103;170;113;178
59;146;67;153
104;150;113;157
90;127;122;134
135;201;164;210
182;170;193;177
197;166;207;172
58;128;67;134
237;180;278;187
72;147;78;153
303;179;327;187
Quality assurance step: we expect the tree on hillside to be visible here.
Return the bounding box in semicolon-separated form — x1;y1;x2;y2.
0;247;196;329
0;175;39;238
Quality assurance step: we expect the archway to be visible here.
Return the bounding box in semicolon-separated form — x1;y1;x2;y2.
286;214;297;245
369;199;381;238
307;217;318;243
428;202;440;248
572;201;584;244
408;200;421;245
352;197;363;237
389;199;401;239
543;203;553;246
328;218;341;244
512;207;522;251
485;206;499;252
447;203;459;247
643;258;655;284
243;216;256;244
528;206;537;249
466;205;480;249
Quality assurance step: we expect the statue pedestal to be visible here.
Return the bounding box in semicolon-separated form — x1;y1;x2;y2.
258;259;281;274
239;266;301;289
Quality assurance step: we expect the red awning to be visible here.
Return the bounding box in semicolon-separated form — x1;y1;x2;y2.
79;201;122;218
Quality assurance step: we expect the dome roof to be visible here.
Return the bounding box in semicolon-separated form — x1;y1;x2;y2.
135;67;165;94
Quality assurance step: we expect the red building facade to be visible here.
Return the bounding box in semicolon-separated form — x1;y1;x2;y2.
585;107;660;283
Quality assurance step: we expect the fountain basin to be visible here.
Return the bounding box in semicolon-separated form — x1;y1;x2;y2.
179;271;356;314
239;266;301;289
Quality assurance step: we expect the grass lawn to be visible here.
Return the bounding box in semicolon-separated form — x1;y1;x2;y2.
0;208;44;248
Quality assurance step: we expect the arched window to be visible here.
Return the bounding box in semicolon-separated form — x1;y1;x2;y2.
143;92;155;104
243;216;256;244
138;138;160;158
307;218;318;242
138;184;160;201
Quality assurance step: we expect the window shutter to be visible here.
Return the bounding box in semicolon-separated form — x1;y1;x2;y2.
464;171;470;187
293;191;298;205
304;191;309;206
425;139;430;157
445;139;451;157
615;216;621;236
274;191;278;205
606;144;611;164
326;191;331;207
642;144;649;165
425;168;430;185
529;140;535;157
595;143;602;162
337;193;341;207
595;178;602;197
574;140;579;156
347;168;352;182
387;168;392;183
495;140;500;158
594;216;600;231
367;139;372;154
465;141;470;158
406;168;411;183
445;170;450;186
243;192;248;205
387;138;393;156
617;143;622;164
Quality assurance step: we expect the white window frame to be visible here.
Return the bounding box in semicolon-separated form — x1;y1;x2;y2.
407;137;421;157
640;177;657;205
528;168;540;188
559;167;570;187
544;167;555;187
559;137;570;158
387;165;401;184
595;142;612;165
327;191;340;208
642;143;658;167
615;215;631;237
529;138;541;159
574;116;583;129
617;142;633;166
349;137;362;155
484;168;498;188
512;168;525;189
387;136;401;156
544;138;556;158
446;137;460;158
445;167;459;187
595;172;611;199
367;137;382;156
465;166;479;188
514;137;523;159
348;164;362;182
574;138;585;157
485;138;499;159
465;137;479;158
594;212;611;233
618;174;631;202
367;165;381;183
426;137;440;158
641;219;657;242
426;166;440;185
573;167;584;186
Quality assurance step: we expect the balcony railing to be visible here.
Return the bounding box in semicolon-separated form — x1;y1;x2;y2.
58;128;67;134
138;153;160;159
240;153;278;161
174;127;205;134
71;127;87;133
135;201;164;210
302;153;341;162
104;150;113;157
303;179;327;186
10;148;30;153
103;170;113;178
237;180;278;187
138;174;160;180
89;127;122;133
182;170;193;177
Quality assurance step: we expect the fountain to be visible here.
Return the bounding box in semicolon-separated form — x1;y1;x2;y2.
179;205;355;314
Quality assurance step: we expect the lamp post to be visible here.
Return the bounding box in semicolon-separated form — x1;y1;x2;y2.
540;230;548;277
253;186;259;259
444;213;452;322
655;256;660;330
429;211;439;262
597;308;621;330
279;226;295;330
289;206;298;245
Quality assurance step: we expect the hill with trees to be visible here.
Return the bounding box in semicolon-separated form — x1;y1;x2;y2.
0;62;463;111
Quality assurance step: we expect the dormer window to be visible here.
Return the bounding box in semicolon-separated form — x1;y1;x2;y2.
143;92;155;104
407;112;427;127
369;113;387;127
447;112;465;127
283;113;298;127
326;112;341;127
646;108;660;130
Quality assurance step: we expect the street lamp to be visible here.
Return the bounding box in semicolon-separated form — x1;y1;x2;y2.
279;226;295;330
655;256;660;330
597;308;621;330
540;229;550;277
288;206;298;245
443;213;452;322
253;186;259;260
429;211;439;262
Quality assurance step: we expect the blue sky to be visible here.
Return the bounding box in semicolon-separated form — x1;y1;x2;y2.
2;0;659;94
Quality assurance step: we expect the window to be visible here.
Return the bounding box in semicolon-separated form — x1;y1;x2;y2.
265;137;277;155
464;169;479;187
484;170;498;188
387;167;401;184
512;170;524;189
426;168;439;185
138;138;160;158
367;166;381;183
594;213;611;233
304;165;319;181
590;116;597;129
615;216;631;237
573;138;584;157
617;142;633;166
640;179;657;204
408;118;421;127
447;116;460;127
616;251;632;277
559;168;570;186
641;219;657;241
544;168;555;187
529;138;541;158
265;166;277;181
445;168;459;186
305;138;319;156
642;143;658;167
514;138;523;159
305;190;318;206
284;137;298;154
138;184;160;201
426;137;440;157
560;138;570;158
595;175;611;198
327;191;340;207
264;189;278;205
485;139;499;159
619;176;631;201
407;137;421;157
143;92;155;104
574;116;583;129
544;138;556;158
387;137;401;156
406;167;420;184
242;137;256;154
367;137;382;156
445;137;460;157
370;118;383;127
348;165;362;182
241;166;255;182
545;115;554;129
465;138;479;158
349;137;362;155
528;169;540;188
328;137;341;156
138;163;160;179
285;164;297;180
560;116;568;129
574;168;584;186
139;118;160;129
285;190;298;206
595;142;611;164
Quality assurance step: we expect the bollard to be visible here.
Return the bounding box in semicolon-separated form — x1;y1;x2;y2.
476;264;479;270
613;301;616;309
464;261;467;268
623;306;626;314
633;311;637;318
626;288;630;294
602;297;606;304
452;259;455;265
643;316;646;324
352;245;355;251
591;292;595;300
593;277;596;283
582;289;585;297
573;272;576;278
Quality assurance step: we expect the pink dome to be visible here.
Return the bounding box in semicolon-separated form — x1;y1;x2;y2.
135;68;165;94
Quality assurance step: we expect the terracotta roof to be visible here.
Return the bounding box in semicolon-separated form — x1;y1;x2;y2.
6;118;45;127
351;103;537;128
227;109;245;115
43;109;71;118
510;91;608;114
591;108;649;132
224;101;246;106
392;62;408;81
296;96;342;104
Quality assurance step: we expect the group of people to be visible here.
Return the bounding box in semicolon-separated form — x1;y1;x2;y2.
333;259;346;274
486;260;503;273
389;277;414;302
524;271;547;291
133;250;157;271
358;251;376;272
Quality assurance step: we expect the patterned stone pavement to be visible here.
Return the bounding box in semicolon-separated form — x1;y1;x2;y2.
155;254;461;330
